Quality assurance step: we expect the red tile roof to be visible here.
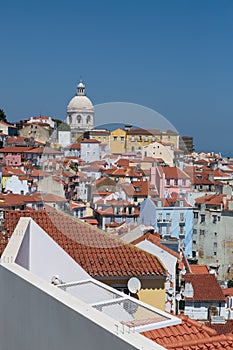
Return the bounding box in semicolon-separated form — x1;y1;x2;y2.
0;146;33;153
195;194;225;206
222;288;233;297
80;139;100;144
184;274;226;301
161;166;190;179
6;137;25;144
0;121;17;128
132;233;180;259
42;193;67;203
65;143;81;150
142;315;233;349
205;319;233;335
3;210;167;279
189;265;209;274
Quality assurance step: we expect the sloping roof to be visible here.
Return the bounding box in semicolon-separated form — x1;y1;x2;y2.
222;288;233;297
65;143;80;150
141;315;233;349
189;265;209;274
205;320;233;335
161;166;190;179
3;210;167;279
132;233;180;260
184;274;225;301
195;194;225;205
80;139;100;144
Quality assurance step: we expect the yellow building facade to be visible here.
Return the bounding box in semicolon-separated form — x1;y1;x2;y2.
109;127;179;154
100;277;166;311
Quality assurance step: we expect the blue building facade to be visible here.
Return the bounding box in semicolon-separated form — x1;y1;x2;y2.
140;197;193;257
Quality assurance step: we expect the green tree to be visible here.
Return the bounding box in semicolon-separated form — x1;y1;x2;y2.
0;109;7;122
227;279;233;288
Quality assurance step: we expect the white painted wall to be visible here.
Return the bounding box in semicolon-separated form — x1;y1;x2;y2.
58;130;71;148
5;175;29;194
0;218;165;350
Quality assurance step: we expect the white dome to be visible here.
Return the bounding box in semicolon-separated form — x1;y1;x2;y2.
67;95;94;111
67;80;94;112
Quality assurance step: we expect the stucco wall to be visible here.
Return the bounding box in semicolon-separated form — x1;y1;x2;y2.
0;265;158;350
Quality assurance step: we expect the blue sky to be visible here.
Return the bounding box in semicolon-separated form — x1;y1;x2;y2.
1;0;233;155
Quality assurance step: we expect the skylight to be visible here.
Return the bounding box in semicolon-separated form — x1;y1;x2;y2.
58;279;179;332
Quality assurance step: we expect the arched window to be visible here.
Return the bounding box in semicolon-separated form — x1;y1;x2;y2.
86;115;91;124
77;115;82;124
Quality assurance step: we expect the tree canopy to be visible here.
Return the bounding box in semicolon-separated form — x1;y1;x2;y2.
0;109;7;122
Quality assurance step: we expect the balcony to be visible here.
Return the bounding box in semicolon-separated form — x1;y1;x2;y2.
179;222;185;227
157;219;172;227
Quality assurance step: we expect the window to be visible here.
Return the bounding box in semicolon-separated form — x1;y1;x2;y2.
166;179;170;186
200;214;205;223
152;136;156;142
194;212;198;219
193;229;197;235
174;179;178;186
179;226;184;235
131;136;135;142
213;215;217;224
200;229;205;235
113;136;117;141
86;115;91;124
194;301;201;308
103;137;106;142
120;136;124;142
77;115;82;123
182;179;186;186
144;135;148;141
138;135;142;142
193;240;196;244
213;242;217;248
158;212;162;221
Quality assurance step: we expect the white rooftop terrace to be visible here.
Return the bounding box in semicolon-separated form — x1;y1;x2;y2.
0;217;181;350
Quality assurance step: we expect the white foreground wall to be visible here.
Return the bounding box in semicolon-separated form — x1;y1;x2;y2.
0;218;165;350
0;264;161;350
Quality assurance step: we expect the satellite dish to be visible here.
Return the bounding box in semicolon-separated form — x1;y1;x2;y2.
127;277;142;294
51;275;62;285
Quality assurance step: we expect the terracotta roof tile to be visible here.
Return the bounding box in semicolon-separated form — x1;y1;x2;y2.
3;210;167;279
205;320;233;335
132;233;180;259
189;265;209;274
161;166;190;179
184;274;225;301
142;315;233;349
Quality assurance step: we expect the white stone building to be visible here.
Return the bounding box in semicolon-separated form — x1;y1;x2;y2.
67;81;94;142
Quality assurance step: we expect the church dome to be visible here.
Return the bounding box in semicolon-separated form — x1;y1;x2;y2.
67;81;94;112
